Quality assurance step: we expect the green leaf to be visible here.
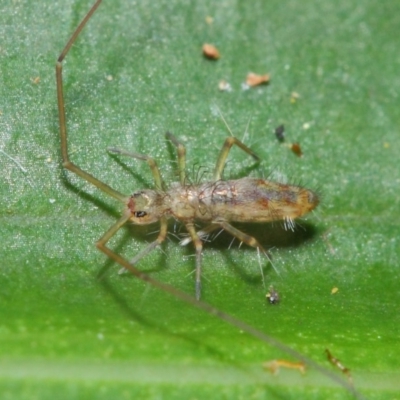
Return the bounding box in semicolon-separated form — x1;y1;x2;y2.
1;0;399;398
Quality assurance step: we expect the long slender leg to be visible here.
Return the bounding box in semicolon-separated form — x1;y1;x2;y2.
99;215;167;275
124;216;168;270
107;147;164;190
95;217;361;399
56;0;127;203
181;220;273;279
185;223;203;300
215;220;274;286
56;5;365;396
216;220;271;259
165;132;186;185
116;216;168;274
213;137;260;181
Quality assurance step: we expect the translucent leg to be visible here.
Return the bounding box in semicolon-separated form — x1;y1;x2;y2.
98;214;167;275
96;215;198;300
95;217;360;398
107;147;163;190
56;3;367;395
115;216;168;274
165;132;186;185
185;223;203;300
56;0;127;203
130;216;168;263
215;220;273;287
213;137;260;181
216;221;266;252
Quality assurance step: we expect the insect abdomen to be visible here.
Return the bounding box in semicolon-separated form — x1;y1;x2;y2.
198;178;319;223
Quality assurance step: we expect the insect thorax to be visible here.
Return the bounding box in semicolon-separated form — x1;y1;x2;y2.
166;180;245;222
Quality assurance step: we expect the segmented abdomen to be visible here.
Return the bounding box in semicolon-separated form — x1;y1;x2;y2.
197;178;319;223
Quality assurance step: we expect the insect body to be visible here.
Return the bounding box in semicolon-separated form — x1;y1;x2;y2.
126;178;318;227
54;3;369;398
56;1;318;300
108;134;319;300
56;0;318;301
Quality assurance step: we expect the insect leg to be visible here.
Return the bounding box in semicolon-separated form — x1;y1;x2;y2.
179;224;220;246
96;217;363;399
216;221;267;254
107;147;164;190
56;0;127;203
165;132;186;185
213;137;260;181
100;215;167;275
215;220;273;285
117;215;167;274
129;216;169;265
185;223;203;300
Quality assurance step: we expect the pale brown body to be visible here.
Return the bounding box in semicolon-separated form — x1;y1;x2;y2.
126;179;318;225
54;4;367;397
56;0;319;301
114;145;319;300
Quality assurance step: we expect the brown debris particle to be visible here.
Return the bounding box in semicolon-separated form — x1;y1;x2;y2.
263;359;306;375
290;142;303;157
202;43;220;60
246;72;270;87
325;349;353;385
